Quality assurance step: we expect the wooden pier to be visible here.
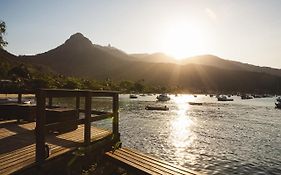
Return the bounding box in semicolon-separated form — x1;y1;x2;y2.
0;89;200;175
0;89;120;174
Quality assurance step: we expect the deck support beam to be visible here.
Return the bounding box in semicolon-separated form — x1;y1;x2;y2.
35;90;47;163
84;92;91;145
112;93;119;141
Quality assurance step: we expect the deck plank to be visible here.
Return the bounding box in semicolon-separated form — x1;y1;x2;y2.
106;148;200;175
0;120;112;175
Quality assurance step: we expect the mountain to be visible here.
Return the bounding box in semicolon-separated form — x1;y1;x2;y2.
180;55;281;77
14;33;281;93
0;48;20;63
93;44;131;61
130;53;177;64
128;53;281;77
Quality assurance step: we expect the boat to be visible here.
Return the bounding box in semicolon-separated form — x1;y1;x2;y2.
252;94;262;98
156;94;170;101
217;95;234;101
209;94;214;97
188;102;203;106
276;102;281;109
129;94;138;99
23;100;32;104
193;95;197;98
145;105;169;111
241;94;253;99
262;94;273;98
275;97;281;109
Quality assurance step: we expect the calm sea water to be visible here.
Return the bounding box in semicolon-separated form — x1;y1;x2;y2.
116;94;281;175
56;94;280;174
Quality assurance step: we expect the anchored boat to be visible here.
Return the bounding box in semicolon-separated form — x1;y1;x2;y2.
145;105;169;111
156;94;170;101
217;95;234;101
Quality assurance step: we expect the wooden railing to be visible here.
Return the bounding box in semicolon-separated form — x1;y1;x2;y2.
35;89;119;163
0;89;35;103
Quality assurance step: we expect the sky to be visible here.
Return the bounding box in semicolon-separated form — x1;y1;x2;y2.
0;0;281;68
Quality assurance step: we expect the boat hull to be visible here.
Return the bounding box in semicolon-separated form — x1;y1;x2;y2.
145;106;169;111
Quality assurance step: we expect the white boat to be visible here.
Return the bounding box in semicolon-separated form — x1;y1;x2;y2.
23;100;32;104
156;94;170;101
275;97;281;109
217;95;233;101
276;102;281;109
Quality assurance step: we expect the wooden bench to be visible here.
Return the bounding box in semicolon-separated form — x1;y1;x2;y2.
0;103;36;122
46;108;78;133
105;147;200;175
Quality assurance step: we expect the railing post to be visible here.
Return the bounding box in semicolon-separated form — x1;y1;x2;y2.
48;97;52;107
112;93;119;141
76;95;80;118
35;90;46;163
18;93;22;103
84;92;91;145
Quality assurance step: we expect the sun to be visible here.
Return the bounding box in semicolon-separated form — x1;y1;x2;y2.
161;22;208;59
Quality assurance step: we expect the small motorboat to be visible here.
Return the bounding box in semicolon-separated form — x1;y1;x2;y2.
252;94;262;98
217;95;234;101
188;102;203;106
275;97;281;109
275;102;281;109
145;105;169;111
129;94;138;99
156;94;170;101
241;94;253;100
23;100;32;104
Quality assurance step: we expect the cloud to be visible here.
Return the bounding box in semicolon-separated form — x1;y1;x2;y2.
205;8;217;21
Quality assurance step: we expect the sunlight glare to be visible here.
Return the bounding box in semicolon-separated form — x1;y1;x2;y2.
162;21;209;59
169;95;195;148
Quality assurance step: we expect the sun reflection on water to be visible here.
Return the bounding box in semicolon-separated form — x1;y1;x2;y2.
170;95;195;148
168;95;198;165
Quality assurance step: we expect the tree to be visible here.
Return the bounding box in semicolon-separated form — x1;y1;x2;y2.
8;64;31;80
0;21;8;49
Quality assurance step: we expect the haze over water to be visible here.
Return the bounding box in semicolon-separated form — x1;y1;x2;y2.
116;95;281;174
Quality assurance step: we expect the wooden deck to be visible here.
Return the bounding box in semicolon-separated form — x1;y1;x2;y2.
106;147;200;175
0;120;112;175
